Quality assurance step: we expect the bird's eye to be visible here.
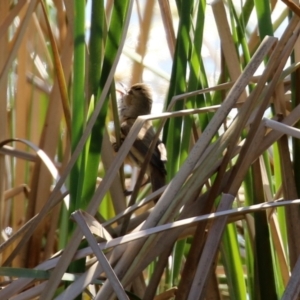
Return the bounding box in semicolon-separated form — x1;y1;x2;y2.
134;86;142;91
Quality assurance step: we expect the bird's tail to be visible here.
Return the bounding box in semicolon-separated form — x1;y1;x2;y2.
150;168;166;203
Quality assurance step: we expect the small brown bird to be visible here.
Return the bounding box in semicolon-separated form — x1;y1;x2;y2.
116;83;167;196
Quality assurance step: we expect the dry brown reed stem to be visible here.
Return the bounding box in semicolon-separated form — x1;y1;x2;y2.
212;0;247;102
0;2;10;269
158;0;176;57
40;1;71;138
282;254;300;299
278;133;300;268
71;210;129;300
282;0;300;18
130;0;155;84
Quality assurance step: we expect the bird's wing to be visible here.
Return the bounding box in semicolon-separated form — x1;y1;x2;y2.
120;119;167;175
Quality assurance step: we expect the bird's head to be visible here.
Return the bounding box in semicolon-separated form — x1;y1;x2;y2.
119;83;153;119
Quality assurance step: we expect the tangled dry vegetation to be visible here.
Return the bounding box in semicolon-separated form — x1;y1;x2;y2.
2;0;300;299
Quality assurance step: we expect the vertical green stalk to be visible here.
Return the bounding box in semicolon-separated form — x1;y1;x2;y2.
243;169;255;299
190;0;210;114
252;161;277;299
184;0;209;147
70;0;86;223
239;0;254;27
164;0;193;179
221;224;247;300
163;0;193;284
228;0;251;68
254;0;273;39
171;239;186;286
88;0;105;102
68;1;86;297
81;0;105;209
82;1;130;207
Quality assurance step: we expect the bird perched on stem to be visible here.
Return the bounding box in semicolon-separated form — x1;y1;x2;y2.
114;83;167;197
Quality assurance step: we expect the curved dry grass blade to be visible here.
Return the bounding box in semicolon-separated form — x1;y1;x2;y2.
0;145;37;162
0;138;68;263
0;138;67;195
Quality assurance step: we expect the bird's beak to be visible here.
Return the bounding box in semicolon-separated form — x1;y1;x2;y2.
116;82;128;96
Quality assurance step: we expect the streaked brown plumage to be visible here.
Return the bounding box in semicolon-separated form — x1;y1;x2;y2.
117;83;167;196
